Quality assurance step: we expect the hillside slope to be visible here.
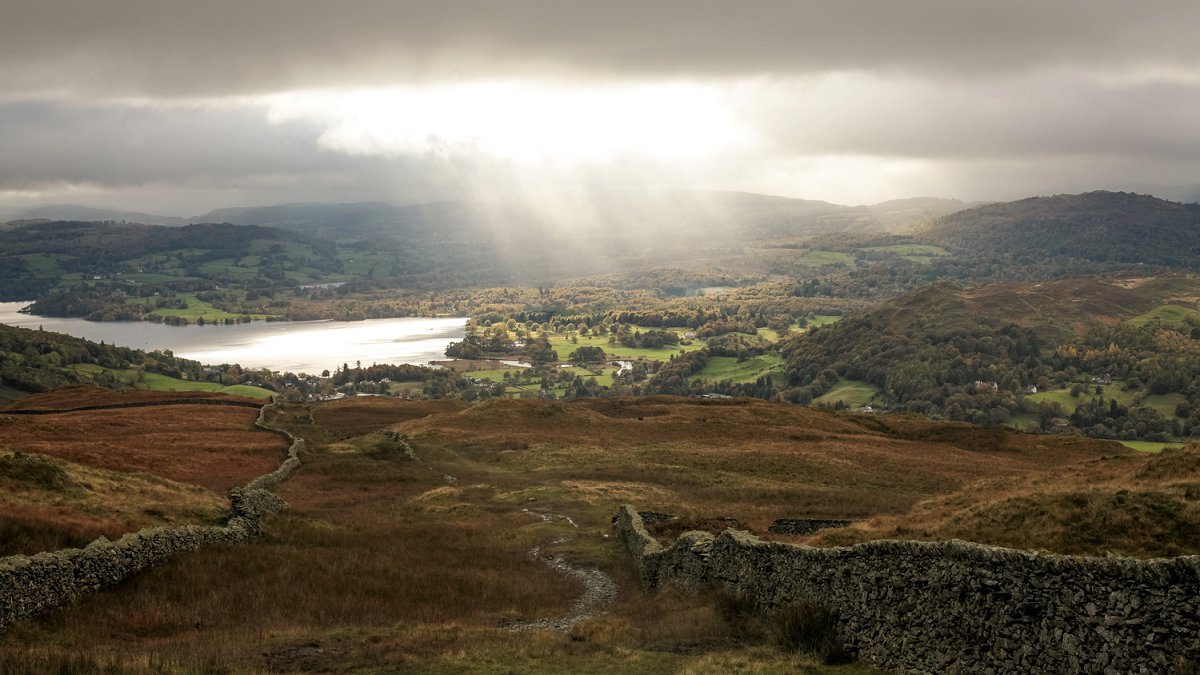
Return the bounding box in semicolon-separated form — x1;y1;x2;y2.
780;274;1200;439
920;191;1200;267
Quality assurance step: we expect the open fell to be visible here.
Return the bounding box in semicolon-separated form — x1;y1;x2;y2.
809;444;1200;557
396;396;1122;530
0;383;267;411
0;394;1172;673
0;389;286;492
0;387;287;555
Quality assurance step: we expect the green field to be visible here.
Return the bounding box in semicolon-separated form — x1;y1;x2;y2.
462;367;528;383
71;364;274;399
1027;382;1185;420
19;253;66;276
556;365;617;387
808;314;844;327
139;293;273;322
121;272;180;283
1126;303;1200;328
813;379;879;407
1118;440;1187;453
862;244;951;258
197;260;259;283
546;333;702;362
694;354;785;384
799;250;854;267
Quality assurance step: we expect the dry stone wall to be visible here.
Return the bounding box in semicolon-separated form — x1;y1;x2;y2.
0;403;303;632
614;505;1200;674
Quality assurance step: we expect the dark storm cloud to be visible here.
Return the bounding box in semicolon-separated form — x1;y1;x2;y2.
2;1;1199;97
3;1;1199;209
0;100;478;210
0;102;321;187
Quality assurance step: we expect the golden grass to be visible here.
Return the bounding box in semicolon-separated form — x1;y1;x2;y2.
399;397;1123;532
0;450;226;555
809;446;1200;556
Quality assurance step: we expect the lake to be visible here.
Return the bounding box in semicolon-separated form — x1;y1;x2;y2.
0;302;467;375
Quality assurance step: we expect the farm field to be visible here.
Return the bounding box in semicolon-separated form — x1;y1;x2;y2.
1118;440;1186;453
695;354;785;384
1126;302;1200;327
813;379;879;408
798;250;855;267
133;292;273;322
1027;381;1185;421
69;363;274;399
861;244;951;262
545;333;703;362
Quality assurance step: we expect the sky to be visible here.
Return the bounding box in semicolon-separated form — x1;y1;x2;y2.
2;1;1199;215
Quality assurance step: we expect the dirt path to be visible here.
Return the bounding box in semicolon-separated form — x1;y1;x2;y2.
510;509;617;633
395;432;617;633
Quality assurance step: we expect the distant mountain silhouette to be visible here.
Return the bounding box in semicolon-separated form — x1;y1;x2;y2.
10;204;185;227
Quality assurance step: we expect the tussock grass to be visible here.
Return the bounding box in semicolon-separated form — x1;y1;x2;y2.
0;449;69;489
812;446;1200;556
769;600;850;665
0;449;226;555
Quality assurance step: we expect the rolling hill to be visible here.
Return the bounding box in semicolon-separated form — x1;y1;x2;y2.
919;191;1200;267
780;273;1200;439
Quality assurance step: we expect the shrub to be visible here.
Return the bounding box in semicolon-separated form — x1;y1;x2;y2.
769;599;850;665
0;450;70;490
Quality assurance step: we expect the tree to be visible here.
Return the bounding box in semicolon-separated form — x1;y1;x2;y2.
569;345;606;366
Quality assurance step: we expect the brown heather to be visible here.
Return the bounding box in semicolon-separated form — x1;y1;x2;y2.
0;392;1172;672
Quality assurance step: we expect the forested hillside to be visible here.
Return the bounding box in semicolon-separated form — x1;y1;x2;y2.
920;191;1200;267
780;275;1200;440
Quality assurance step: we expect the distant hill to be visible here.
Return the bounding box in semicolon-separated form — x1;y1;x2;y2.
920;191;1200;267
9;204;185;227
0;221;338;302
3;192;970;289
191;191;968;244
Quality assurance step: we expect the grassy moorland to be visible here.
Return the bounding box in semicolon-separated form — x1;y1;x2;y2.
5;393;1198;672
812;444;1200;557
0;387;286;556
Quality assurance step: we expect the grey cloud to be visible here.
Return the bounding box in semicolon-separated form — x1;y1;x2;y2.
748;76;1200;161
2;1;1199;97
0;100;481;211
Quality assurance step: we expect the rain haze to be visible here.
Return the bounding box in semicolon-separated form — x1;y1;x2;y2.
3;1;1200;216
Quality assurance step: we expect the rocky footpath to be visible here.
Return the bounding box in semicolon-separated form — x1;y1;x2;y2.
614;504;1200;674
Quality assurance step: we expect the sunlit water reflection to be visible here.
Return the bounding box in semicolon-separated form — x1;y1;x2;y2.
0;302;466;374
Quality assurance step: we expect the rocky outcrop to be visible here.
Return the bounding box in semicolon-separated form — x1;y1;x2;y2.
0;403;303;632
613;504;1200;674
